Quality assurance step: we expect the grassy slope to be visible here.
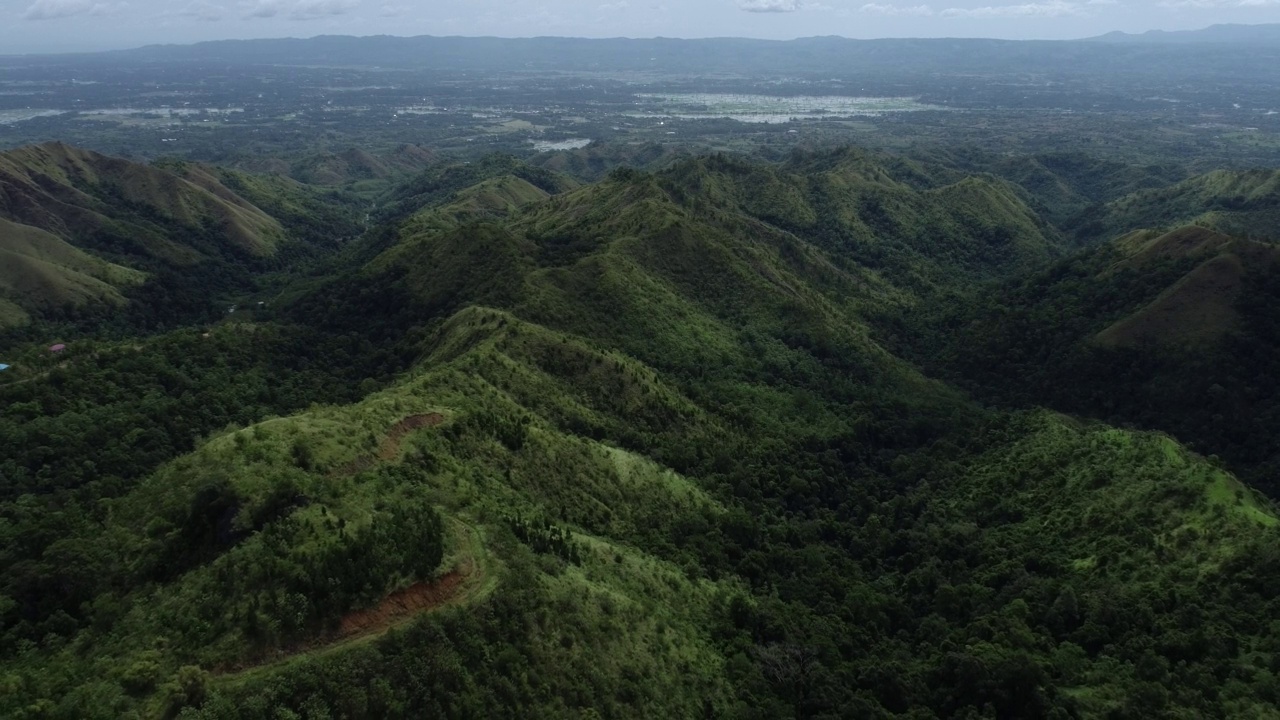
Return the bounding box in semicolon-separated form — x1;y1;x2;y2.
0;143;370;330
1093;227;1280;348
0;142;286;258
0;216;145;326
921;220;1280;498
1081;168;1280;243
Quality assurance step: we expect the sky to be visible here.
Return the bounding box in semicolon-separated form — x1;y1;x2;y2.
0;0;1276;54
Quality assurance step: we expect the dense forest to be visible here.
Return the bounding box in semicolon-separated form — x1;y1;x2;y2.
3;134;1280;720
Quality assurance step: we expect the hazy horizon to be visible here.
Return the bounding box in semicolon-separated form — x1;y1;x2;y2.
0;0;1277;55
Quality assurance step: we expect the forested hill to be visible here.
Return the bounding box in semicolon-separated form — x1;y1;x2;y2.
0;142;359;332
919;222;1280;497
7;146;1280;719
1072;168;1280;244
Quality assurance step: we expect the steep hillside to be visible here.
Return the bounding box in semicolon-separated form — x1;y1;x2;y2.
922;224;1280;495
660;150;1064;289
0;142;286;260
0;216;144;327
1095;227;1280;348
913;148;1187;227
1075;168;1280;243
364;149;1059;307
0;143;361;330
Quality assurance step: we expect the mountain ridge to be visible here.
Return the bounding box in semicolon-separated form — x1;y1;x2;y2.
8;144;1280;718
1088;23;1280;44
0;32;1272;82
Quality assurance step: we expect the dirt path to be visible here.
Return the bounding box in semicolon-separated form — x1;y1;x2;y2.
338;564;469;636
215;518;495;686
335;516;483;639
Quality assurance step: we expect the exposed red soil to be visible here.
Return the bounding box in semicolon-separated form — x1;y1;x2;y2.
215;528;481;678
338;565;468;637
378;413;445;461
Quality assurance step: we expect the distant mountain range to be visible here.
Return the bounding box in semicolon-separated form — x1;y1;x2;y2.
1088;23;1280;44
0;26;1272;78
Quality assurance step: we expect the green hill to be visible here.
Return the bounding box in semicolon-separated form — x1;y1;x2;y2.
1073;168;1280;243
10;301;1280;719
528;141;687;182
1094;227;1280;348
658;150;1064;289
0;143;362;330
909;149;1188;227
922;223;1280;496
0;216;144;327
0;142;286;261
7;150;1280;719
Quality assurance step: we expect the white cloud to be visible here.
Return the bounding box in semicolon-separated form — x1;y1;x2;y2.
242;0;283;17
860;3;936;15
1158;0;1278;7
291;0;358;18
940;0;1082;16
242;0;358;19
738;0;804;11
22;0;119;20
378;2;408;16
860;0;1090;16
179;0;226;20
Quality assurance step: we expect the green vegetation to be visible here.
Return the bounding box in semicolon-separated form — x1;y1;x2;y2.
4;141;1280;719
912;221;1280;498
0;216;144;328
1073;168;1280;243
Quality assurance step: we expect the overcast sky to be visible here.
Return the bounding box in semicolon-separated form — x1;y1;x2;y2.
0;0;1276;54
